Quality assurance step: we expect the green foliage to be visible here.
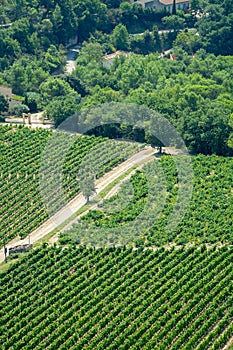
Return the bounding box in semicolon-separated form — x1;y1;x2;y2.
195;2;233;55
0;94;9;113
82;86;123;108
39;77;77;105
0;126;139;245
174;29;201;54
0;245;232;349
111;24;130;51
24;92;41;113
45;93;81;127
0;126;104;245
62;155;233;247
11;94;24;101
81;170;148;227
77;42;104;66
228;113;233;148
80;175;96;202
11;103;29;117
162;15;186;31
74;53;233;155
4;57;49;95
190;0;200;13
43;45;65;73
130;29;161;54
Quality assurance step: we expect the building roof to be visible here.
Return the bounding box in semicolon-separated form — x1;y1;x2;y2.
159;0;189;4
104;50;130;61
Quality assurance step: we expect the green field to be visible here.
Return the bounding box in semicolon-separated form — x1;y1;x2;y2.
0;245;232;349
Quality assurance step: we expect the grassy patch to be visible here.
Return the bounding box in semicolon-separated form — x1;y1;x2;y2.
0;258;16;274
11;94;24;101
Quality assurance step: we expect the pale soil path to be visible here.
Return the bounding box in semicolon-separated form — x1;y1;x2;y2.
49;158;154;244
0;147;156;263
65;45;80;74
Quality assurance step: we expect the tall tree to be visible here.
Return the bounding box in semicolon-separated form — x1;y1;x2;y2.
228;113;233;148
80;175;96;203
172;0;177;15
111;24;130;51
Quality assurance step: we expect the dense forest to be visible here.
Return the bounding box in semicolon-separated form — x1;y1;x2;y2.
0;0;233;155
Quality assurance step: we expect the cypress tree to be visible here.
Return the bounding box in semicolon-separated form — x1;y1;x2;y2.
172;0;177;15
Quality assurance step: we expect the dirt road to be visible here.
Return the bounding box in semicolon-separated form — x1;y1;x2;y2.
0;147;156;263
49;155;155;244
65;46;80;74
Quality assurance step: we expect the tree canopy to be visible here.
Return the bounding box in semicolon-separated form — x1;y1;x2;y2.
0;0;232;156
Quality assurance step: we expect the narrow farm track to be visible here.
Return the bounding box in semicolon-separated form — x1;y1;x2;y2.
49;160;154;244
0;147;156;263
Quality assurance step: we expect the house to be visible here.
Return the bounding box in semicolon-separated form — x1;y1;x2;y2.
0;85;23;115
131;0;189;12
131;0;156;8
0;85;12;100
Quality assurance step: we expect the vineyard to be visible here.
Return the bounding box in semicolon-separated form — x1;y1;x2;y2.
60;155;233;247
1;125;233;349
0;245;232;349
0;125;140;246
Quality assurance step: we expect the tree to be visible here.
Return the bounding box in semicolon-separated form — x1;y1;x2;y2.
43;45;65;73
45;93;81;126
174;30;201;54
52;4;63;36
6;62;27;95
145;131;164;152
162;15;185;32
195;3;233;55
39;77;77;104
0;37;21;60
11;103;29;117
82;86;123;108
77;42;104;66
228;113;233;148
52;1;77;43
24;92;41;113
152;25;161;52
130;30;156;54
172;0;177;15
120;1;134;25
111;24;130;51
11;18;31;50
80;175;96;202
0;95;9;114
5;57;49;95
